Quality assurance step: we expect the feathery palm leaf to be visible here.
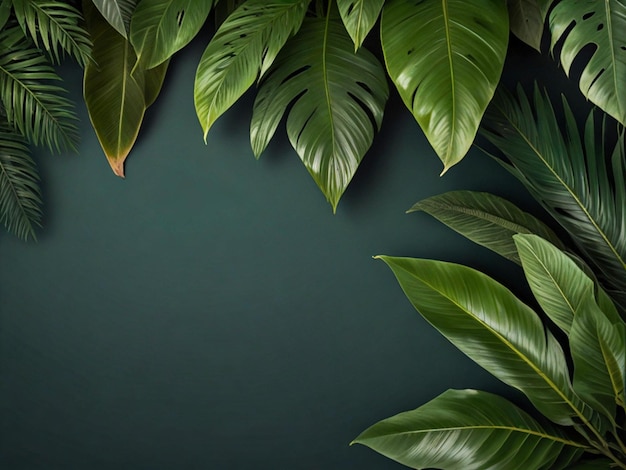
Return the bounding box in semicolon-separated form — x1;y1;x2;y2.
0;25;78;152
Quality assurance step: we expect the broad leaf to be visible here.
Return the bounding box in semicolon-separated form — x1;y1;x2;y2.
481;86;626;311
195;0;308;139
380;0;509;172
507;0;545;51
83;1;168;177
251;13;388;211
353;389;586;470
410;190;565;265
549;0;626;125
0;120;41;241
571;296;626;420
11;0;92;67
337;0;384;50
130;0;214;70
90;0;138;38
376;255;601;429
0;26;78;152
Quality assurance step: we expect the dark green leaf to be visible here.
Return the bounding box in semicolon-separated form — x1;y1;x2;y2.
506;0;546;51
336;0;384;50
565;458;616;469
90;0;138;38
0;0;11;30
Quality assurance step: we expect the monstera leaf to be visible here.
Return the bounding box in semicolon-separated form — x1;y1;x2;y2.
336;0;384;50
250;12;388;211
380;0;509;172
549;0;626;125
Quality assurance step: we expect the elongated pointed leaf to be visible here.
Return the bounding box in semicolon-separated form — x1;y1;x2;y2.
549;0;626;125
354;389;586;470
83;1;167;177
380;0;508;172
0;0;12;30
410;190;565;265
251;13;388;211
507;0;545;51
337;0;384;50
0;120;41;241
90;0;138;38
566;458;616;469
481;86;626;310
571;296;626;420
376;255;601;429
195;0;308;140
130;0;214;70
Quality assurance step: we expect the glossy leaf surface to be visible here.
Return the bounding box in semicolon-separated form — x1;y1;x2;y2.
506;0;546;51
549;0;626;125
381;0;508;171
251;14;388;211
337;0;384;50
90;0;138;38
410;190;565;265
195;0;308;139
354;389;586;470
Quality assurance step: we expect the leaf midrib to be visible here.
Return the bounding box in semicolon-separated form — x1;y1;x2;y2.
442;0;455;160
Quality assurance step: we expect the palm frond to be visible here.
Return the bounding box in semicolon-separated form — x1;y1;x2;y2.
480;85;626;310
0;25;79;152
0;116;42;241
10;0;92;67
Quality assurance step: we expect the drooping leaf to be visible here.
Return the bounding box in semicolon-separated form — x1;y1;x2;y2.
251;12;388;211
90;0;138;38
549;0;626;125
130;0;214;70
195;0;308;140
353;389;586;470
83;1;168;177
0;119;41;241
11;0;92;67
380;0;509;172
376;255;602;430
570;296;626;420
506;0;546;51
0;0;12;30
336;0;384;50
481;85;626;311
0;26;78;152
410;190;565;265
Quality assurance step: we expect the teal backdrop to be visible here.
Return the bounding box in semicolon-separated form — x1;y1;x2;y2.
0;32;585;469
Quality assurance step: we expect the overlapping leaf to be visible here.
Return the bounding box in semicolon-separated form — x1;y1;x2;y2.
337;0;384;50
380;0;509;172
251;13;388;211
410;190;565;265
90;0;138;38
549;0;626;125
353;389;586;469
506;0;546;51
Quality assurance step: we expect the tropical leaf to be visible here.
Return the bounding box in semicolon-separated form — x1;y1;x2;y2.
0;26;78;152
353;389;586;470
380;0;509;172
250;11;388;211
336;0;384;50
481;85;626;310
83;1;168;177
549;0;626;125
570;296;626;421
130;0;215;70
11;0;92;67
195;0;309;140
375;255;602;430
565;458;617;469
213;0;246;28
506;0;546;51
0;0;11;30
0;119;41;241
90;0;138;38
410;190;566;265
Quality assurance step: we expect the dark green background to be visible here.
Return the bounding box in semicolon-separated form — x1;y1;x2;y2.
0;33;582;469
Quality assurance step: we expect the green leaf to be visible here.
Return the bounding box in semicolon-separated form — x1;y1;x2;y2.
336;0;384;50
195;0;308;140
11;0;92;67
130;0;214;70
571;296;626;420
0;119;41;241
481;85;626;311
250;12;388;211
0;0;11;30
410;190;565;265
353;389;586;470
549;0;626;125
83;1;167;177
565;458;616;469
376;255;601;429
0;26;78;152
506;0;546;51
380;0;509;172
90;0;138;38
